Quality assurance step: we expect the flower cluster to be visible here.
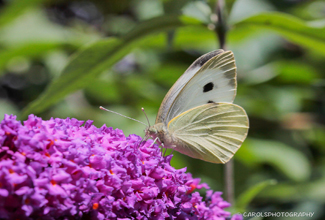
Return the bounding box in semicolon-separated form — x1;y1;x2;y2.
0;114;242;220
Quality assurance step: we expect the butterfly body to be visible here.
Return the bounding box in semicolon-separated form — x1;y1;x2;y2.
146;123;175;148
146;50;249;164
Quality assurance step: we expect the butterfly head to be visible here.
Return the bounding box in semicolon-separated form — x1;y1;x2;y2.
145;126;158;138
145;123;171;146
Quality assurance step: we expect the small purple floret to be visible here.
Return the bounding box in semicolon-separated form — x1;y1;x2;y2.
0;114;242;219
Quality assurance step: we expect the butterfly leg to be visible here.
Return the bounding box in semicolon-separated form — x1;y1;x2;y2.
169;148;175;156
148;137;168;157
161;143;170;157
163;147;168;157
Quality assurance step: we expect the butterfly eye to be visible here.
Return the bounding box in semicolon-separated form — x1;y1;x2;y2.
148;127;157;134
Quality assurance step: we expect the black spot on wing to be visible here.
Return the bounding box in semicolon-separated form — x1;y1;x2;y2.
208;100;215;103
203;82;214;93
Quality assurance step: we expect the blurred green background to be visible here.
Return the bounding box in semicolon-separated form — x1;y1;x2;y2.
0;0;325;219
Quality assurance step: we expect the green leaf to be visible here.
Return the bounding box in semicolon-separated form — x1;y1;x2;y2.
182;1;212;24
0;9;100;47
275;61;319;84
225;0;237;14
236;138;311;182
164;0;190;15
235;179;277;212
258;176;325;202
257;182;302;201
0;0;45;28
0;43;67;76
20;15;201;118
233;12;325;54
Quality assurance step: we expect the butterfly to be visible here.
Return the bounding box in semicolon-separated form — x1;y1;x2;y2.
145;50;249;164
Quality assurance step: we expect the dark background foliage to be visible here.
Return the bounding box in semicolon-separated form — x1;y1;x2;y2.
0;0;325;219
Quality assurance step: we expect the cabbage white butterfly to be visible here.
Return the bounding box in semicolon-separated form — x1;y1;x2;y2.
145;50;249;164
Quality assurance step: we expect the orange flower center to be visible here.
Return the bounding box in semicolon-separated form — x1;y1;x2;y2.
93;203;99;210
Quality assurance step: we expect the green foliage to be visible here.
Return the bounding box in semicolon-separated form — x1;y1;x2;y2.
0;0;324;219
20;15;201;118
235;179;277;212
0;43;63;76
0;0;45;28
234;12;325;55
238;139;311;182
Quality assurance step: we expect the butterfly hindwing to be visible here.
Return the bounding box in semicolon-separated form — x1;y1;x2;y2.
167;103;249;164
156;50;225;124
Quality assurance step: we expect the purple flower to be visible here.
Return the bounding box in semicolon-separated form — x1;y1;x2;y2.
0;114;242;219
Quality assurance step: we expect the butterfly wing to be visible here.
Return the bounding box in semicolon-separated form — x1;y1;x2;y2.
156;50;237;125
156;49;229;124
167;103;249;164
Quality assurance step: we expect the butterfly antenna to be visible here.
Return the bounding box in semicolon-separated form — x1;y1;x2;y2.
142;107;151;127
99;106;147;127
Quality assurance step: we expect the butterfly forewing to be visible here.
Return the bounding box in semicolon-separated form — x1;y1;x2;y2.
156;50;225;125
164;51;237;124
167;103;249;164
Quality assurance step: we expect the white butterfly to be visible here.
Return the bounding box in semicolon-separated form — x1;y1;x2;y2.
145;50;249;164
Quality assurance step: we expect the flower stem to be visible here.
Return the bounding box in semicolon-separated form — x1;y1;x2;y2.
215;0;227;50
215;0;234;205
